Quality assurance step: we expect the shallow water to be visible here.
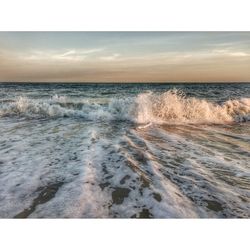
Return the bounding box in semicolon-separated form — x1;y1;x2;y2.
0;83;250;218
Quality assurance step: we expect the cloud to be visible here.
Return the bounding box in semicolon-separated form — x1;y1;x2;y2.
20;48;104;62
99;53;121;61
78;48;104;54
1;43;250;82
228;52;249;57
60;50;76;57
211;48;249;56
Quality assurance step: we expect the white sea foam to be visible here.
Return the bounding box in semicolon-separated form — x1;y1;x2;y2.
0;90;250;124
0;103;249;218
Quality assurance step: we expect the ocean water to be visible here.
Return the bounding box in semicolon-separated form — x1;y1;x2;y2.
0;82;250;218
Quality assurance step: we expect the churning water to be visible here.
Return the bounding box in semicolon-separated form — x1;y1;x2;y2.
0;83;250;218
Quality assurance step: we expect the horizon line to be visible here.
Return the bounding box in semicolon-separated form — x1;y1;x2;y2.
1;81;250;84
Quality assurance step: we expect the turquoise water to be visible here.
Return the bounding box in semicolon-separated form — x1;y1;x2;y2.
0;83;250;218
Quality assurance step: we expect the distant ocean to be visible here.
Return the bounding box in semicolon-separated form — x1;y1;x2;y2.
0;82;249;218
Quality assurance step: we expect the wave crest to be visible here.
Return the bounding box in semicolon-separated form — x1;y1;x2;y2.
135;90;250;124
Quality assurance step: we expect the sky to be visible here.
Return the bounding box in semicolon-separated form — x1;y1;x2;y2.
0;32;250;82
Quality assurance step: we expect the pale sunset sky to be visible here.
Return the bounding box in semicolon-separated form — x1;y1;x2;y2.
0;32;250;82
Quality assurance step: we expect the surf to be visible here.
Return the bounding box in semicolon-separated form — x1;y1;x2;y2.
0;90;250;124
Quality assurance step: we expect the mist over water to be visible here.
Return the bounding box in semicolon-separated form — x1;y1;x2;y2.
0;83;250;218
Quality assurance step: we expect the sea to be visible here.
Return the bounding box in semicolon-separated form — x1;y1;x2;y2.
0;82;249;218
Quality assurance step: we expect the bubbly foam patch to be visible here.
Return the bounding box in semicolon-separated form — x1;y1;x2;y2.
0;90;250;124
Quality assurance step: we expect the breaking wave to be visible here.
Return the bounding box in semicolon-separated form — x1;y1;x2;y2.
1;90;250;124
134;90;250;124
